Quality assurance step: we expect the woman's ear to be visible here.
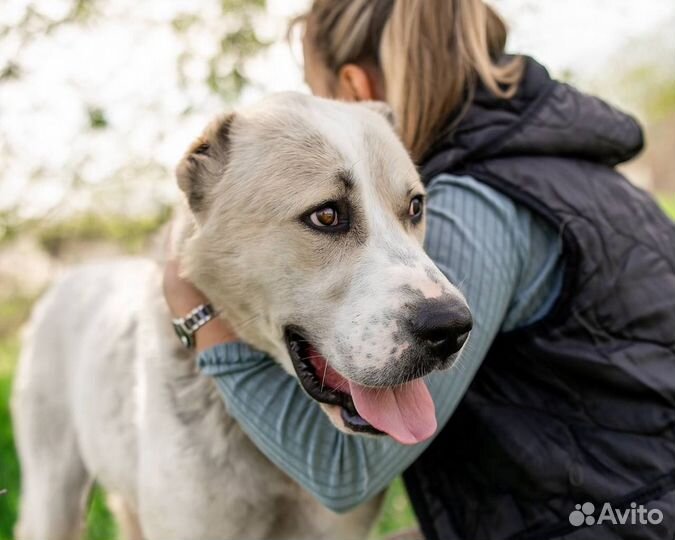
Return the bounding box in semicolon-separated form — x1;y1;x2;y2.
336;64;377;102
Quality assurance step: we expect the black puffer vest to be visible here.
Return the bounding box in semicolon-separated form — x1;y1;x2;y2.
404;58;675;540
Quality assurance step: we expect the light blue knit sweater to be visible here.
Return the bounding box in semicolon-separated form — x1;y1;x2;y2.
198;173;564;512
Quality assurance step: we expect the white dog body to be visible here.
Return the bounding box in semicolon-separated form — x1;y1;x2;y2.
14;259;379;540
12;93;470;540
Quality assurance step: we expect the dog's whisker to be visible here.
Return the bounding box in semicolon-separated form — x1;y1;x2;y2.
320;359;329;393
333;379;350;393
449;354;469;375
300;353;326;361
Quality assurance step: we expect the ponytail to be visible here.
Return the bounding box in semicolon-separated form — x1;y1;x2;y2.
380;0;523;160
298;0;523;161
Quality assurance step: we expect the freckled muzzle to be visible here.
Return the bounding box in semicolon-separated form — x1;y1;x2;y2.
283;294;473;445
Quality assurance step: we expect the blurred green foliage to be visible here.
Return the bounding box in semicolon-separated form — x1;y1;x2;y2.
0;212;23;246
87;107;108;130
1;0;268;104
0;297;34;340
1;207;174;252
174;0;269;101
618;62;675;121
659;194;675;218
35;207;172;256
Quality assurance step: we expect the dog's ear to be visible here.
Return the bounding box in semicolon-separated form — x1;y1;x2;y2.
361;101;397;128
176;113;235;213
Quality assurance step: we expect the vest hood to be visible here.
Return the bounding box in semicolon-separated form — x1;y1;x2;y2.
423;57;645;178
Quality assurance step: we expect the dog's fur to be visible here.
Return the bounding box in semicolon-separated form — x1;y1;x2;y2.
12;93;468;540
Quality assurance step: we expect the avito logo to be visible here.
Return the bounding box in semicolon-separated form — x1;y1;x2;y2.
569;502;663;527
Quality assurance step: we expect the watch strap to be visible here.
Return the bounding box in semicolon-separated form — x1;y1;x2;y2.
172;303;217;349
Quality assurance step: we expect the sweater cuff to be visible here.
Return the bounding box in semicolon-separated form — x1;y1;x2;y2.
197;341;269;376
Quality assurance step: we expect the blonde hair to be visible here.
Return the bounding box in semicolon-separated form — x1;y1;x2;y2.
296;0;523;161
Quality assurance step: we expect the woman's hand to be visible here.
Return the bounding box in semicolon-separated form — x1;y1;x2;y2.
163;258;239;352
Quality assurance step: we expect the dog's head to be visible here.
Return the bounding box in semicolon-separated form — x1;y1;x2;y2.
177;93;471;444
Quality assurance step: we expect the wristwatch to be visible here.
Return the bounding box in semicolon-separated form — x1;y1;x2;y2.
172;303;217;349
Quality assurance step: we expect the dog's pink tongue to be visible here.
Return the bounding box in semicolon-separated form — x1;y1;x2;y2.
348;379;437;445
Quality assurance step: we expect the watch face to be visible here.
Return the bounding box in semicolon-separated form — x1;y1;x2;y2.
173;325;183;339
173;324;194;349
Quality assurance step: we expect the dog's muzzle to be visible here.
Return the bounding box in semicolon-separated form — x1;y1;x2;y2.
283;297;472;445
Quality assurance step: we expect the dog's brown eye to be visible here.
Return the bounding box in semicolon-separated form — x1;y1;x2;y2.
409;196;424;219
302;202;349;234
310;207;339;227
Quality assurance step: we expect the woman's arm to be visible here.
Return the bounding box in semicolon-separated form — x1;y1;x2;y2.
167;174;562;512
163;258;239;352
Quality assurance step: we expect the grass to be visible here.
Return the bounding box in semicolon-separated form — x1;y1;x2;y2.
0;198;672;539
370;478;418;539
0;297;118;540
0;337;20;540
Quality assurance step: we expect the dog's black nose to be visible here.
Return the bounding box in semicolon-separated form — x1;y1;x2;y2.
410;299;473;359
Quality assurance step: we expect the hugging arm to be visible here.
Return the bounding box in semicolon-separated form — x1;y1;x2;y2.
197;174;551;512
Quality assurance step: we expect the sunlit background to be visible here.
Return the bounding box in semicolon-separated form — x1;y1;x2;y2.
2;0;674;221
0;1;674;538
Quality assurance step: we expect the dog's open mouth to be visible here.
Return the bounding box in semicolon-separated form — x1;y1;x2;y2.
284;327;383;436
284;327;437;445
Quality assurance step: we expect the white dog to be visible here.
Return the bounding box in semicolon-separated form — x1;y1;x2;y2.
12;93;471;540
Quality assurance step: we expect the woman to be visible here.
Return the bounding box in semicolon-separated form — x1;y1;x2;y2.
164;1;675;538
